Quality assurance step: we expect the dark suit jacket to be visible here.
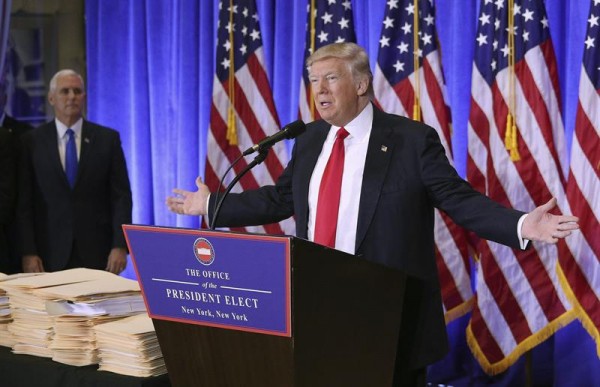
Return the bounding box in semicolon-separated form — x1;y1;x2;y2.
1;115;33;273
0;127;14;272
209;107;524;368
17;120;132;272
3;115;34;138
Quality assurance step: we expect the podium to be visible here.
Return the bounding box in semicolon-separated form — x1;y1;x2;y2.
124;225;406;387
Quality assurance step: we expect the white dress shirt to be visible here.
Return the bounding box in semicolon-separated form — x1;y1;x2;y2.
307;103;374;254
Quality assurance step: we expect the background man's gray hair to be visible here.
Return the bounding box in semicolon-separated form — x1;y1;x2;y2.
49;69;85;93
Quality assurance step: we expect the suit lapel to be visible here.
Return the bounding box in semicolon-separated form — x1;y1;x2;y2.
41;122;70;187
355;109;395;252
77;121;94;181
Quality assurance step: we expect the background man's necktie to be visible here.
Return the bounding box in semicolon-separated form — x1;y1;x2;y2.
65;128;78;187
314;127;349;248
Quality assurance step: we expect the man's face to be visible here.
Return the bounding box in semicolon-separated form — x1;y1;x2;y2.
308;57;365;127
48;74;85;123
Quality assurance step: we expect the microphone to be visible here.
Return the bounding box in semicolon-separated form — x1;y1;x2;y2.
242;120;306;156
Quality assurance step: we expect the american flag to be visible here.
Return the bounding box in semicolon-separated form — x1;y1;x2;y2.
299;0;356;123
558;0;600;358
467;0;574;374
204;0;294;235
373;0;473;322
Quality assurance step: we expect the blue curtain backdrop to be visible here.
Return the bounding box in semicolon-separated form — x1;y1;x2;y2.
85;0;598;385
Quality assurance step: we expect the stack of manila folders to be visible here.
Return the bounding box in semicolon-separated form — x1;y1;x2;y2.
0;268;166;377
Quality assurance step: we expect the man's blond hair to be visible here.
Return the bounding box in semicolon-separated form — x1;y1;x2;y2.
306;42;374;99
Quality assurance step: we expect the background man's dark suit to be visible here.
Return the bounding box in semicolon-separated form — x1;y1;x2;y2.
17;120;132;272
209;107;525;369
0;127;14;273
3;115;34;138
1;115;33;273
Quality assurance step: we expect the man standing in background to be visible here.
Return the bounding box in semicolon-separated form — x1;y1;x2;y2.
0;126;15;273
0;68;33;274
17;69;132;274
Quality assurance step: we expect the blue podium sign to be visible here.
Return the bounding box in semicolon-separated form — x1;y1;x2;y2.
123;225;291;337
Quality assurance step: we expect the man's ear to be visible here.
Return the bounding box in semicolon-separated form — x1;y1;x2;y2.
356;78;368;96
48;92;55;106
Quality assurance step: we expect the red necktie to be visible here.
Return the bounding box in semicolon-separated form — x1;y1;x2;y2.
314;127;349;248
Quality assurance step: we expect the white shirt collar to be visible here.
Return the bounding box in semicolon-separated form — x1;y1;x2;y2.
55;118;83;139
327;102;373;142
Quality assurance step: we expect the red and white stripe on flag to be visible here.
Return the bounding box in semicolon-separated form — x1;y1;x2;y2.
205;0;294;235
466;0;574;374
557;0;600;357
373;0;473;321
299;0;356;123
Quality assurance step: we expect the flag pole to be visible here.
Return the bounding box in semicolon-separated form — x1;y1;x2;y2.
226;0;238;145
505;0;520;161
412;0;421;121
309;0;316;120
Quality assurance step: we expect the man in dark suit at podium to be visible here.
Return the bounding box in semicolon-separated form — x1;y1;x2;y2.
166;43;578;386
17;69;132;274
